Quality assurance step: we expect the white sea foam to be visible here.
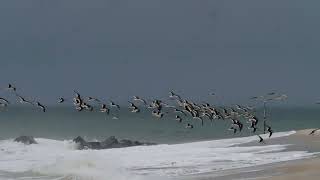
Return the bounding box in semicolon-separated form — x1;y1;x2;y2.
0;131;315;180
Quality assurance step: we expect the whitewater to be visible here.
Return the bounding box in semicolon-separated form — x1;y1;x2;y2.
0;131;316;180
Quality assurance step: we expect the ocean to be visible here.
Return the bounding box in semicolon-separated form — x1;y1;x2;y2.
0;106;319;179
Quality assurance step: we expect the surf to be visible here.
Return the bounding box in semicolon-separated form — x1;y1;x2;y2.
0;131;315;180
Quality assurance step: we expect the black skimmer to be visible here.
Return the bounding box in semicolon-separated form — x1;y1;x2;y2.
58;97;65;103
81;102;93;111
16;95;33;105
36;102;46;112
7;84;16;92
175;115;182;123
110;101;120;110
185;123;194;129
266;126;273;138
258;135;265;143
152;110;164;118
100;104;110;114
0;97;9;104
309;128;320;135
128;102;140;113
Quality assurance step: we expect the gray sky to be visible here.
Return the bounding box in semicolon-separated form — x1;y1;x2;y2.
0;0;319;105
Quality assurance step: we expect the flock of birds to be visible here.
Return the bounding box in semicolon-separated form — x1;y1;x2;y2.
0;84;46;112
0;84;294;143
60;89;282;143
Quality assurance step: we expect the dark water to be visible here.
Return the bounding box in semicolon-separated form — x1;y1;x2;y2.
0;106;319;143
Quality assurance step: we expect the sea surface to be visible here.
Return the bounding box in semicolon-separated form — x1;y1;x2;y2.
0;106;319;179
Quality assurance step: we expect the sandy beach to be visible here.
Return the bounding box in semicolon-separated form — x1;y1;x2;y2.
258;158;320;180
256;129;320;180
183;129;320;180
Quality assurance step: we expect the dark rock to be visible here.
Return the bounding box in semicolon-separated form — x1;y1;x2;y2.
72;136;156;150
73;136;88;150
86;142;102;150
133;140;143;146
73;136;86;145
73;136;103;150
119;139;134;147
101;136;119;148
144;142;157;146
14;136;37;145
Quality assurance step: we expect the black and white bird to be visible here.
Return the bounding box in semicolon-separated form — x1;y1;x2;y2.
7;84;16;92
0;97;9;104
248;116;259;126
258;135;265;143
131;107;140;113
248;122;258;133
73;91;82;106
73;90;81;99
231;119;243;132
266;126;273;138
58;97;65;103
309;128;320;135
185;123;194;129
110;101;120;109
100;104;110;114
36;102;46;112
73;98;82;107
16;95;33;105
128;102;140;113
152;110;164;118
175;115;182;123
81;102;93;111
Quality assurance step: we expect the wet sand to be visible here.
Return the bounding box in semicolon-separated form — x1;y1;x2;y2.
257;129;320;180
258;158;320;180
183;129;320;180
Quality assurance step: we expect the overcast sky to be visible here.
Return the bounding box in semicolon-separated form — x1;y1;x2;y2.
0;0;319;105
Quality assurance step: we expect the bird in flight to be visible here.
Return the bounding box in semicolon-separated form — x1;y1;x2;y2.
16;95;33;105
36;102;46;112
258;135;265;144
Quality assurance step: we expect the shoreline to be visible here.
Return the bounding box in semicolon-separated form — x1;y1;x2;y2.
257;157;320;180
234;128;320;180
181;128;320;180
1;129;319;180
256;129;320;180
